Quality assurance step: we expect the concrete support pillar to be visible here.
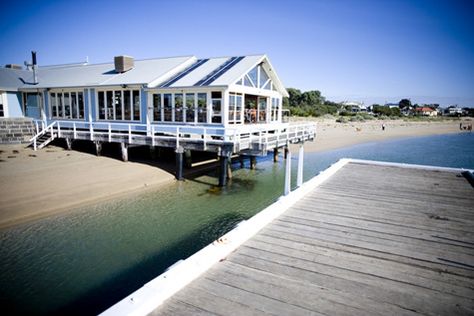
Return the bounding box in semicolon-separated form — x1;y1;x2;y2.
218;154;229;187
184;149;192;168
94;141;102;156
284;146;292;196
250;156;257;170
121;142;128;162
284;146;289;159
273;148;279;162
297;143;304;187
175;147;184;181
65;138;72;151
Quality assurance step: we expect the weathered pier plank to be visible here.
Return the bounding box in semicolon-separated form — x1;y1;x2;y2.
116;160;474;315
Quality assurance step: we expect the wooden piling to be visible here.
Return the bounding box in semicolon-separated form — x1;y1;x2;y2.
121;142;128;162
184;149;192;168
284;146;291;195
273;148;279;162
94;141;102;156
218;154;229;186
65;138;72;151
227;160;232;180
149;146;156;159
250;156;257;170
175;147;184;181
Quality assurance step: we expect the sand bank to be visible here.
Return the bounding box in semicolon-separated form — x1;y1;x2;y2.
0;144;175;229
1;118;470;228
291;118;470;153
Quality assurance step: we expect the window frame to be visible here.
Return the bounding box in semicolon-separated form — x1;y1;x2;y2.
96;88;141;122
49;89;85;120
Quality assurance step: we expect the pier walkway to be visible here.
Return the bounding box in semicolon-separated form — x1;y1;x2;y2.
102;159;474;316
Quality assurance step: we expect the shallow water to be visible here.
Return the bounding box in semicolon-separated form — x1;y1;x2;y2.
1;132;473;315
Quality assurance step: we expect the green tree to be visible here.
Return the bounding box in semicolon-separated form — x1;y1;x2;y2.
399;99;412;109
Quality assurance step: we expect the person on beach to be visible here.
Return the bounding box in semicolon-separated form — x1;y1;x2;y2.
382;123;385;131
460;122;463;130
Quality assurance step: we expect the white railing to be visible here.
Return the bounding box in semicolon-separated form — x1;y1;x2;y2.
29;121;57;150
32;120;317;152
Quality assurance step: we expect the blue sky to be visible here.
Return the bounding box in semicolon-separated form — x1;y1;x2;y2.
1;0;473;106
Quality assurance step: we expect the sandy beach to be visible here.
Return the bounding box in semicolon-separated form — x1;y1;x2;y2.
0;118;470;228
291;118;469;153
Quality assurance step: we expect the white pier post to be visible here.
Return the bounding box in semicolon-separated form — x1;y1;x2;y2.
284;145;291;196
297;143;304;187
121;142;128;162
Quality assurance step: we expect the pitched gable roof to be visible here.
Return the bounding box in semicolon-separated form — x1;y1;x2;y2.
1;54;288;96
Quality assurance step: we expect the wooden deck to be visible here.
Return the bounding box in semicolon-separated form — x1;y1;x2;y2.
151;161;474;315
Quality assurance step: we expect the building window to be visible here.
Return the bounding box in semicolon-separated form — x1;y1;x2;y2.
50;91;84;120
114;91;122;120
133;90;140;121
152;92;211;124
271;98;279;121
174;93;183;122
163;93;172;122
197;93;207;123
185;93;195;123
124;90;131;120
237;64;273;90
153;94;161;121
258;97;267;122
97;89;140;121
211;91;222;123
228;92;243;124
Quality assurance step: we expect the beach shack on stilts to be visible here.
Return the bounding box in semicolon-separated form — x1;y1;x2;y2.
9;53;315;187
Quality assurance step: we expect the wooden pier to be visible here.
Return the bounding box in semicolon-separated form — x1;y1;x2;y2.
102;159;474;316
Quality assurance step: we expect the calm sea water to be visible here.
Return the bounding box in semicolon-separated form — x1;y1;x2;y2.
1;132;473;315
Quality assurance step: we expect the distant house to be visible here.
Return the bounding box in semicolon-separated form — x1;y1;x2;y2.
400;106;413;116
341;101;367;113
444;106;463;116
385;103;400;109
415;107;437;117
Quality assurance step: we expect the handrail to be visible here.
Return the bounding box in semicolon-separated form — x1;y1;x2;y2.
29;121;57;151
36;119;316;151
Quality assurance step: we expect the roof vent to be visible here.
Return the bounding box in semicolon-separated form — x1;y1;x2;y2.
114;55;134;73
5;64;23;70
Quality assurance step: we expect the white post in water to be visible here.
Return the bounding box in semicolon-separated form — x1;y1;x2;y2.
297;143;304;187
284;145;291;195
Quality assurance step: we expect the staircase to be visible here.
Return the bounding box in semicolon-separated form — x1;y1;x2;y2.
30;121;57;150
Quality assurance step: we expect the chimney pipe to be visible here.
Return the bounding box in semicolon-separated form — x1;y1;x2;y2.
31;51;38;85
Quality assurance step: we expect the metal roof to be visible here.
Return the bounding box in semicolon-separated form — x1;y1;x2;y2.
0;67;31;91
32;56;195;89
0;54;288;96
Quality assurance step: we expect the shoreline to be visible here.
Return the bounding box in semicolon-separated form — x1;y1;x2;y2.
1;118;471;229
291;118;469;153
